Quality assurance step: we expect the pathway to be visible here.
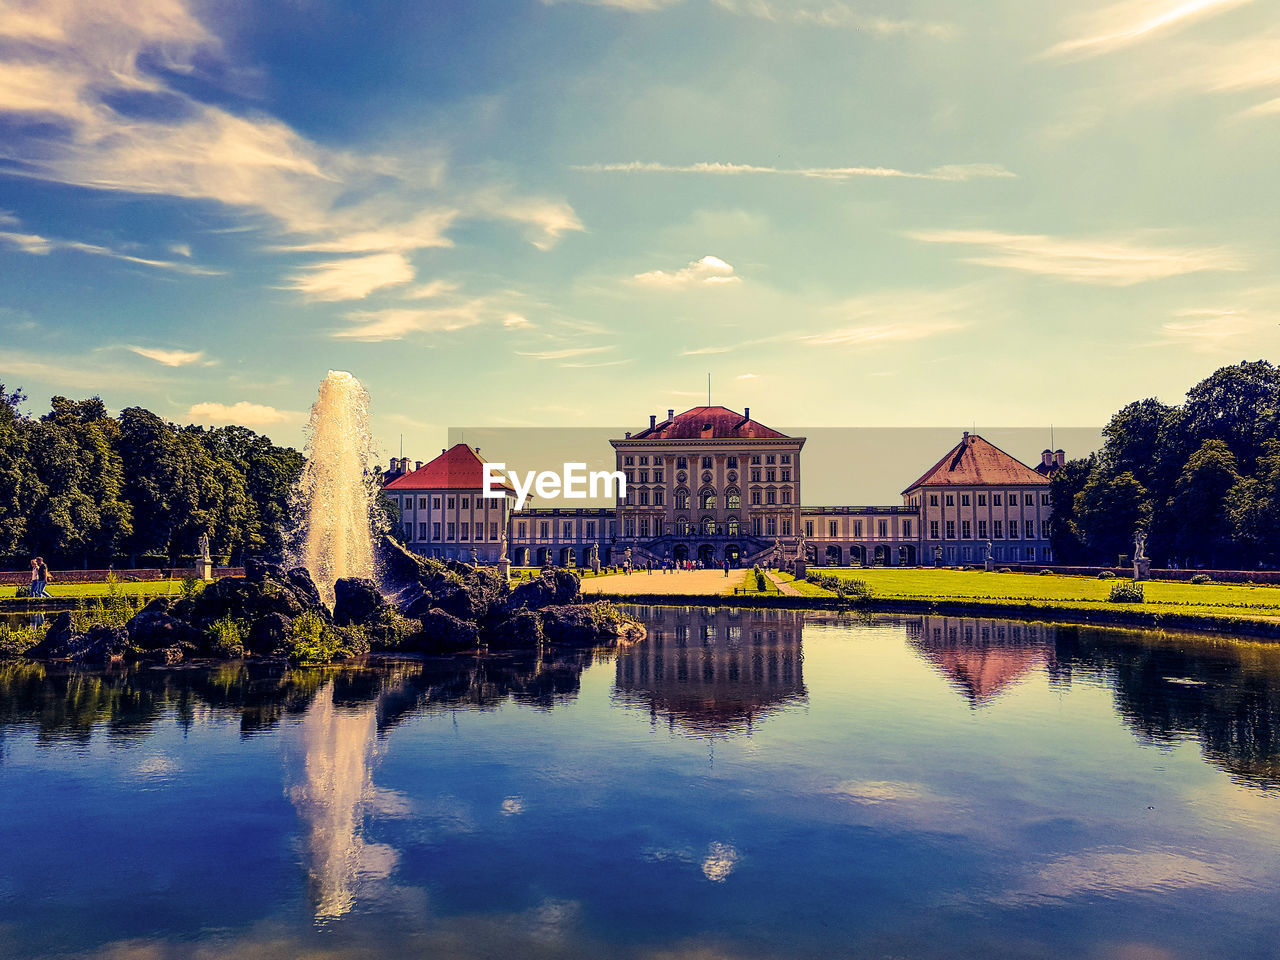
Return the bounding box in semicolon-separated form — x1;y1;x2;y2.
766;571;802;596
579;569;747;596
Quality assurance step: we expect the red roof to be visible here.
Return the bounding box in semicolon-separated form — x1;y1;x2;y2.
384;443;512;491
624;406;789;441
902;433;1049;494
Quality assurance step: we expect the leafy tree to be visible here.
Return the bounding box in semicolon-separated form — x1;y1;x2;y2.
1171;440;1240;567
1048;455;1094;564
1226;442;1280;567
1072;470;1151;564
0;384;36;560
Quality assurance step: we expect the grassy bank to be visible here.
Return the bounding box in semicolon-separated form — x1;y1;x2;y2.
3;579;195;605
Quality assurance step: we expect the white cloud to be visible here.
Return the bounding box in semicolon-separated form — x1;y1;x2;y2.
186;400;298;427
286;252;415;302
516;346;615;360
0;223;221;275
735;372;759;379
504;313;535;328
128;346;206;366
711;0;954;38
1158;306;1280;351
634;254;742;287
1043;0;1253;59
575;160;1016;182
907;228;1244;285
334;305;487;341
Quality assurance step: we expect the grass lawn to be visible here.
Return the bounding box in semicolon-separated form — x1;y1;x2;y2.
7;579;195;601
802;567;1280;622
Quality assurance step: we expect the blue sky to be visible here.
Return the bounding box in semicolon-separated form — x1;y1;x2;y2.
1;0;1277;461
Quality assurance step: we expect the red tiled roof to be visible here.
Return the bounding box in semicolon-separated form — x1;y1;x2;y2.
384;443;512;491
902;433;1049;494
625;406;789;441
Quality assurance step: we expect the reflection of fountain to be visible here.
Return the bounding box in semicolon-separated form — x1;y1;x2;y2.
283;681;394;921
292;371;377;601
906;616;1059;706
613;607;807;733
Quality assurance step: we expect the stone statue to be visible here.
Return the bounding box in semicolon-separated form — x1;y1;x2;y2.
1134;529;1148;562
983;539;992;561
470;545;479;566
589;542;600;575
198;534;211;562
196;533;214;582
983;538;994;572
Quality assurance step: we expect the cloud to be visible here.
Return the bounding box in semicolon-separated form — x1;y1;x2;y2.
0;0;581;300
559;358;631;368
286;252;416;302
516;346;615;360
1158;306;1280;351
711;0;955;38
634;255;742;287
1043;0;1254;59
907;228;1245;285
802;290;971;346
991;847;1245;905
735;372;759;379
575;161;1016;182
332;283;520;340
0;225;221;275
186;400;298;427
504;313;535;328
128;345;206;366
543;0;681;9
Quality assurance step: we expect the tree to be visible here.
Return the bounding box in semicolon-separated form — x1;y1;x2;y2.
1171;440;1240;567
1048;455;1094;564
1226;442;1280;568
1181;361;1280;469
1072;470;1151;564
0;384;36;561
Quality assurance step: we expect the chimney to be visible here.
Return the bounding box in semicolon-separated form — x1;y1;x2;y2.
650;415;656;429
744;407;750;420
442;448;446;456
667;408;674;420
415;461;423;471
1042;449;1053;467
962;430;969;441
1054;449;1066;468
625;431;631;439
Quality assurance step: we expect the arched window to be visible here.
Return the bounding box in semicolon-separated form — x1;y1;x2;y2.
727;517;739;536
677;517;691;536
675;488;690;511
726;488;741;510
700;489;716;511
702;517;716;535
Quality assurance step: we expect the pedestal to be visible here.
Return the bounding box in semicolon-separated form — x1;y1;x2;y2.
196;558;214;582
1133;559;1150;581
793;560;807;580
984;559;994;572
498;558;511;582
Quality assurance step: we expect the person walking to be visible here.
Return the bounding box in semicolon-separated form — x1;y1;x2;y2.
29;558;38;597
32;557;50;598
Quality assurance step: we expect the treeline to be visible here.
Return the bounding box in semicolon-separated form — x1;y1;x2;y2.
0;386;304;568
1051;361;1280;569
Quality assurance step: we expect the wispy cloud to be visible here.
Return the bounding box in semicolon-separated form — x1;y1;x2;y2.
186;401;299;427
1043;0;1253;59
711;0;955;38
333;283;518;340
0;224;221;275
542;0;681;9
633;255;742;287
575;161;1016;182
802;289;974;346
516;346;615;360
736;372;759;379
128;346;207;366
1158;306;1280;351
907;228;1244;285
0;0;581;300
286;252;415;302
559;358;632;368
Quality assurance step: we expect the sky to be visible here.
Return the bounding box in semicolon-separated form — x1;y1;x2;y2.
1;0;1277;468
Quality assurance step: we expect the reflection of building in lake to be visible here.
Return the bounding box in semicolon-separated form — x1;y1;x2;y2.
283;682;395;921
613;607;806;732
906;616;1066;706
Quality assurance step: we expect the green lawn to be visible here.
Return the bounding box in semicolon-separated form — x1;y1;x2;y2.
8;579;194;601
801;567;1280;621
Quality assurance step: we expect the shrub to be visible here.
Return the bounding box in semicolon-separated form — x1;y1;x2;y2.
13;584;30;598
1098;570;1116;580
180;575;205;599
0;621;44;657
207;617;246;658
1108;581;1144;603
997;567;1012;574
1039;569;1054;576
1190;573;1212;584
282;612;369;664
754;567;767;592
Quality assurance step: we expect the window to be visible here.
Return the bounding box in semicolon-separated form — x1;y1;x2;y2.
586;521;595;538
564;522;573;538
750;455;761;465
766;469;776;482
701;491;716;510
1007;522;1018;539
781;469;790;482
625;518;635;537
1025;493;1034;506
418;522;428;539
781;489;791;504
639;456;648;466
902;520;912;538
930;520;939;539
677;457;687;470
1040;520;1049;539
1025;520;1034;538
403;523;412;540
490;522;498;540
676;490;689;510
807;521;816;538
945;494;954;507
1041;493;1051;505
993;520;1002;538
447;497;455;509
829;520;837;538
930;494;938;507
624;456;634;466
782;517;791;536
961;494;970;507
978;520;987;538
752;517;762;535
702;456;712;469
766;490;776;505
655;471;664;483
640;518;650;537
461;497;469;509
727;456;738;469
460;523;469;540
448;522;456;540
539;521;549;538
751;490;761;505
878;520;888;538
751;469;761;482
655;489;665;506
766;455;776;464
639;490;649;506
727;491;741;509
978;494;986;506
517;522;526;538
992;494;1001;507
946;520;955;539
433;522;441;540
418;497;428;509
728;518;739;536
766;516;777;535
853;520;862;537
961;520;971;539
1025;546;1035;561
638;470;648;483
781;454;790;464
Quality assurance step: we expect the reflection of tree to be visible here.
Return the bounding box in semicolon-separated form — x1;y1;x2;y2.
1056;626;1280;789
612;607;807;733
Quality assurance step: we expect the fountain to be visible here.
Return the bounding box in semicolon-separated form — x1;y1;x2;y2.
292;371;377;602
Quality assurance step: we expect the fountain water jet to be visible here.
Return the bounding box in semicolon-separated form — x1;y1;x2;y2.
292;371;377;602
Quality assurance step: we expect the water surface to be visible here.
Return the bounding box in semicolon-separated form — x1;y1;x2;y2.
2;607;1280;960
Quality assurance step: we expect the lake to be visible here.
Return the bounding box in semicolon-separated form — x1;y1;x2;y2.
2;606;1279;959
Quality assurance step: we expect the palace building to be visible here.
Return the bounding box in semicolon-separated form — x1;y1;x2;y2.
386;407;1060;568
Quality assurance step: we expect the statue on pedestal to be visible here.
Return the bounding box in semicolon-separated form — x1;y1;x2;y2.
983;538;994;571
1133;529;1151;580
589;542;600;575
497;528;510;582
196;533;214;581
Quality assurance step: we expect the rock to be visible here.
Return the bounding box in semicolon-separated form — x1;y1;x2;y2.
247;612;291;655
410;608;479;652
146;644;187;666
80;625;132;663
507;569;580;613
538;604;600;644
27;611;76;658
488;608;543;649
128;609;199;649
333;577;385;626
244;557;287;584
286;567;326;611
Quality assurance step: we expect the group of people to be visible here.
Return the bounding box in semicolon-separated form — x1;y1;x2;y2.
616;558;737;574
28;557;51;598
